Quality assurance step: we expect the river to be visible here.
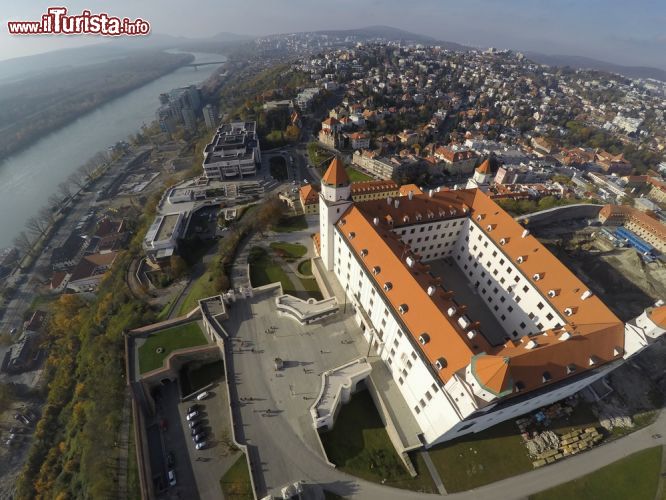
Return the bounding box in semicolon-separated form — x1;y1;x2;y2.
0;51;225;249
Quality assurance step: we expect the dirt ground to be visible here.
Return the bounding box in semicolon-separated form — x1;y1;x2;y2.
534;224;666;321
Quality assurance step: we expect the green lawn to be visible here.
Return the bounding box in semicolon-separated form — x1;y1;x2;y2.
138;322;209;374
531;447;663;500
177;270;215;316
249;247;295;291
220;455;253;500
272;214;308;233
297;259;313;276
347;167;373;182
427;420;532;492
299;276;323;300
320;390;436;492
155;301;172;322
270;241;307;260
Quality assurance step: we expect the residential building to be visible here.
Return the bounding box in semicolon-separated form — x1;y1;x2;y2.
51;233;89;271
346;132;371;150
202;121;261;180
67;252;118;292
157;85;202;133
434;146;479;175
203;104;218;130
352;150;405;180
300;184;320;215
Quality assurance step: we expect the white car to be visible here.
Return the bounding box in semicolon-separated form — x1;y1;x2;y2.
196;391;210;401
195;441;207;450
185;411;199;421
168;469;176;487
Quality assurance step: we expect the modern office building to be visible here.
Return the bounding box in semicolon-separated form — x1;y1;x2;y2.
316;157;666;447
202;121;261;180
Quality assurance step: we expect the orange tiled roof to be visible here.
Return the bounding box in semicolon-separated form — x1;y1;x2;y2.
398;184;424;197
322;117;339;126
471;354;513;396
476;159;491;174
648;306;666;328
322;157;349;186
351;180;398;195
299;184;320;205
337;189;624;394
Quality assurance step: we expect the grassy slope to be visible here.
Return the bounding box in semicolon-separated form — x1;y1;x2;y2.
530;446;663;500
138;322;208;373
320;390;436;492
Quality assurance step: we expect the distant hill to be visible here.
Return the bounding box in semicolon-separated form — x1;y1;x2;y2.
525;52;666;82
308;25;471;52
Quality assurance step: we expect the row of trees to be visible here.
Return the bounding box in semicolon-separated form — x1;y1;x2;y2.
13;153;108;261
15;210;156;499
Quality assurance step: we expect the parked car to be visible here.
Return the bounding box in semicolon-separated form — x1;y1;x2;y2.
193;432;206;443
188;419;203;429
186;411;199;421
9;327;17;335
167;452;175;468
186;404;199;414
196;391;209;401
195;441;207;450
168;469;177;487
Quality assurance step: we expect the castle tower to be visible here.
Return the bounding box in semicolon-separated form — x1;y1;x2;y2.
466;159;493;192
319;157;352;271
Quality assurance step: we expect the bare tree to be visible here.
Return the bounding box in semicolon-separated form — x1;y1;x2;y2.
48;194;62;210
58;181;72;199
13;232;33;257
38;205;56;225
68;172;86;190
25;215;48;237
78;162;97;182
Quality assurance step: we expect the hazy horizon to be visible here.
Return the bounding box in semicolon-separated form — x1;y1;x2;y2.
1;0;664;69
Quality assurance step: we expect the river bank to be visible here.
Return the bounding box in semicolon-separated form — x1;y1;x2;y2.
0;51;225;249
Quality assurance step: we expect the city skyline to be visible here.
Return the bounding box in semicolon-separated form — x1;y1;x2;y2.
1;0;664;69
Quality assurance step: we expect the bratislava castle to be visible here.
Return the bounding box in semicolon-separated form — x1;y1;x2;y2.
316;157;666;447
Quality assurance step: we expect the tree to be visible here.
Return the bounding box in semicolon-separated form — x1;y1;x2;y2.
169;255;188;279
68;172;86;190
57;181;72;199
13;231;33;257
25;215;48;237
38;205;56;225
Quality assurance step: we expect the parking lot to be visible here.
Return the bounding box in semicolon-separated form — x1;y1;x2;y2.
153;370;240;499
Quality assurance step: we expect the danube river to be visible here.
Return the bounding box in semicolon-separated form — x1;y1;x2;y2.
0;52;224;249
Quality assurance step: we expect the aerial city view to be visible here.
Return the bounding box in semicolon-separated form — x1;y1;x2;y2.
0;1;665;499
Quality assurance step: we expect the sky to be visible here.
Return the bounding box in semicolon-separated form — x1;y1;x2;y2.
0;0;664;69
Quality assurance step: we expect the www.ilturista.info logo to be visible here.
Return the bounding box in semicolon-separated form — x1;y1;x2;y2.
7;7;151;36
